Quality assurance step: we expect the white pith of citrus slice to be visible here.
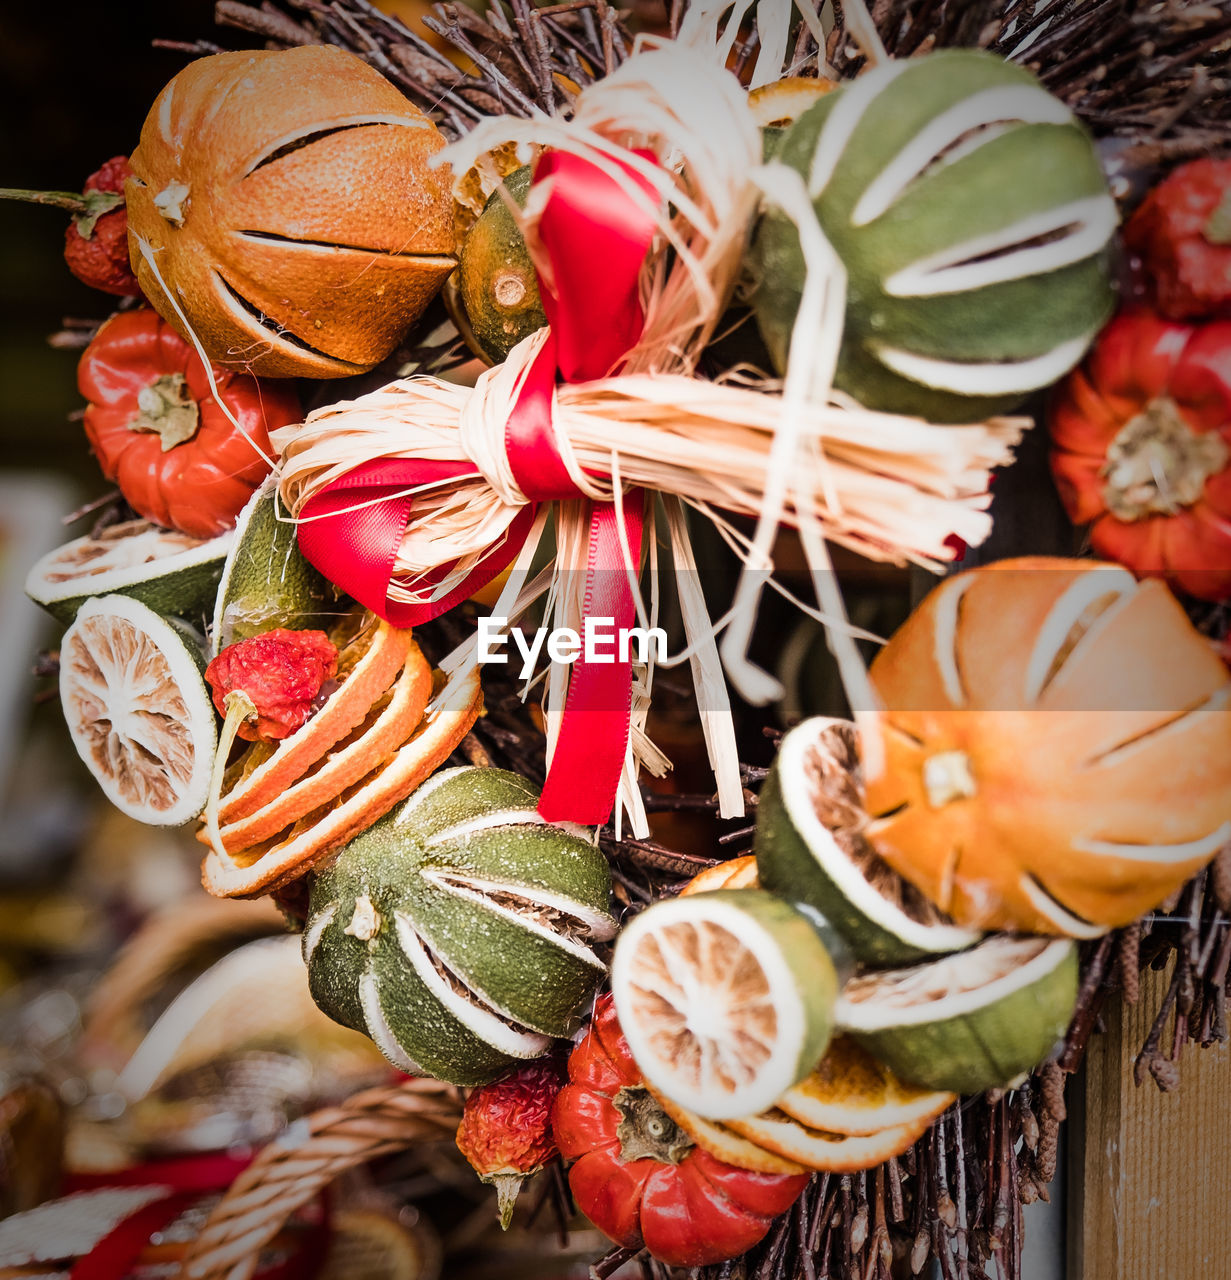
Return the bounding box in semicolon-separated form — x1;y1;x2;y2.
610;894;818;1121
59;596;217;826
31;521;209;585
836;936;1072;1028
25;520;233;623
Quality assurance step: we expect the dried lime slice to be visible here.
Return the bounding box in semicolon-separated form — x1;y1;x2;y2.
59;595;217;825
835;935;1077;1094
26;519;232;625
610;889;837;1121
756;717;980;964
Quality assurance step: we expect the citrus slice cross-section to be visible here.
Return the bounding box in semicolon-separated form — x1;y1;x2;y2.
724;1108;934;1173
756;718;980;965
835;935;1078;1094
652;1037;951;1175
26;520;233;625
59;595;217;826
777;1035;953;1136
610;889;837;1121
678;855;759;896
213;641;432;850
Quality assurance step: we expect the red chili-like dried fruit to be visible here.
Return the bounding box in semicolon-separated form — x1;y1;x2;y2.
64;156;142;296
1124;158;1231;322
205;629;339;743
457;1057;565;1229
2;156;141;296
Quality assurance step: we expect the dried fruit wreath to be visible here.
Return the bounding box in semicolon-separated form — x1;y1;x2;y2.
11;1;1231;1279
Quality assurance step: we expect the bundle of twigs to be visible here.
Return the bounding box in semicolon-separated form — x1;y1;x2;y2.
191;0;633;137
824;0;1231;164
203;0;1231;160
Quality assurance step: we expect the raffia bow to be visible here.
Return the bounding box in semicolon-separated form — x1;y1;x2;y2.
274;43;1027;836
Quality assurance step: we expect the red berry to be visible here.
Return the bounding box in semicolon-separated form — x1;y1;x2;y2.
64;212;138;296
205;629;339;742
85;156;133;197
456;1057;566;1229
64;156;141;297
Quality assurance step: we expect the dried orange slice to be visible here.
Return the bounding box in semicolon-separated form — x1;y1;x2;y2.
651;1042;948;1175
724;1107;934;1173
213;641;432;849
201;664;483;897
678;854;759;895
216;612;415;825
748;76;837;130
776;1036;953;1136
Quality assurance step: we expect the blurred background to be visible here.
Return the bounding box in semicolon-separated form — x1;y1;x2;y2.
1;0;218;477
0;0;224;962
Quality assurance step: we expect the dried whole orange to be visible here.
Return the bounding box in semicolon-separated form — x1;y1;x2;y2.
865;557;1231;935
678;855;758;895
126;46;456;379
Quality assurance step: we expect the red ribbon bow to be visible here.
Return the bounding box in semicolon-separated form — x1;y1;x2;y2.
297;150;661;825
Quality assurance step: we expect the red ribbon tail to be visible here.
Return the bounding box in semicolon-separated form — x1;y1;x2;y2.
68;1191;197;1280
538;491;644;826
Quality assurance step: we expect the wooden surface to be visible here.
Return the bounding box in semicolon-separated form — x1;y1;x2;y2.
1068;962;1231;1280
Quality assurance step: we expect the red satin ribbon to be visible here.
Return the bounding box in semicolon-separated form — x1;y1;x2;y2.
296;148;660;825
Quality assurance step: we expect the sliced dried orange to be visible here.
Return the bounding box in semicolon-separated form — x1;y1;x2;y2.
748;76;837;130
678;855;759;895
213;641;432;849
725;1107;934;1173
653;1072;941;1176
201;664;483;897
645;1036;951;1176
776;1036;954;1136
216;612;415;825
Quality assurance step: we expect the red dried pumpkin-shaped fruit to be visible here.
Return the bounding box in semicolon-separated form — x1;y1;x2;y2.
126;46;456;379
864;557;1231;935
553;994;809;1268
79;310;298;538
1048;308;1231;602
